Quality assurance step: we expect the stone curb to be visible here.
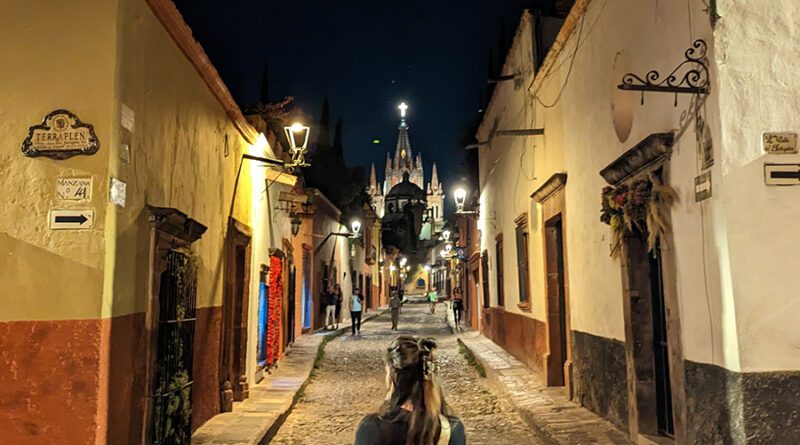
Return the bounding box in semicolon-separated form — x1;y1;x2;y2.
455;337;558;445
454;329;631;445
192;310;385;445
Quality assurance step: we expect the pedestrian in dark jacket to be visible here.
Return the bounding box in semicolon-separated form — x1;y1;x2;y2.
452;288;464;329
324;284;339;330
334;284;343;329
389;288;402;330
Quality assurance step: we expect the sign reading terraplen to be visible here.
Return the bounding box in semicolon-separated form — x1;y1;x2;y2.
763;132;798;154
56;177;92;201
49;209;95;230
21;110;99;159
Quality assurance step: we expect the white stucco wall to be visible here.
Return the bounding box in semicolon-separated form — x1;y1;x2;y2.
710;1;800;372
478;0;800;372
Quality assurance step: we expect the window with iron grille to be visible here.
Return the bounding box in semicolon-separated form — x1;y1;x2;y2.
495;235;505;306
515;215;530;304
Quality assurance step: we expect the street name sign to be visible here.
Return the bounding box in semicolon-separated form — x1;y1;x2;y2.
49;209;94;230
21;110;99;159
56;177;92;201
763;132;797;154
764;163;800;186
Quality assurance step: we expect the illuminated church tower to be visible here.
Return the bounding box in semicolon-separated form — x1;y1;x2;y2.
368;103;445;239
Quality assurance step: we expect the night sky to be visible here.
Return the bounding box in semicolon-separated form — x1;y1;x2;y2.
175;1;549;196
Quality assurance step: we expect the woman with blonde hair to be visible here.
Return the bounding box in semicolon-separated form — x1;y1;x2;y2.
355;336;466;445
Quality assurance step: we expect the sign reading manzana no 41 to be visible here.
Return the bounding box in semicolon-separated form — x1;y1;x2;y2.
21;109;99;159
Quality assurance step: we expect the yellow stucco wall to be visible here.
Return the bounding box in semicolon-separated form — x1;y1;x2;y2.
109;0;259;315
0;0;264;321
0;0;118;322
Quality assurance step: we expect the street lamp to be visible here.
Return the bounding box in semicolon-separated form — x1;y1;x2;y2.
399;256;408;267
350;220;362;238
442;229;451;242
284;122;311;170
454;188;467;211
453;187;478;215
290;214;302;237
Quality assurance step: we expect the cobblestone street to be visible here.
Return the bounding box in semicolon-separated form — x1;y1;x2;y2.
270;298;546;444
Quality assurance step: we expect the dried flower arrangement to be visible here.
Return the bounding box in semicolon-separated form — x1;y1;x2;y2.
600;174;678;255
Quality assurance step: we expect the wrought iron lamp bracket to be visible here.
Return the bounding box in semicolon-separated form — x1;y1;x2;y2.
618;39;710;106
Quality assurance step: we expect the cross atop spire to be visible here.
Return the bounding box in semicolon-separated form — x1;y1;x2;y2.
398;102;408;118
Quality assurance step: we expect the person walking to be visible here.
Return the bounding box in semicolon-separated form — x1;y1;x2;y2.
389;288;402;331
427;286;438;314
333;284;343;329
351;287;365;335
324;285;337;330
452;288;464;329
354;336;466;445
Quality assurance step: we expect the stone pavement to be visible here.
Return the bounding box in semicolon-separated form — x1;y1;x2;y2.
191;311;382;445
270;298;547;444
449;311;632;445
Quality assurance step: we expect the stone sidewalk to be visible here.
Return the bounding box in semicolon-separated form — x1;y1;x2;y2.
448;311;632;445
192;311;382;445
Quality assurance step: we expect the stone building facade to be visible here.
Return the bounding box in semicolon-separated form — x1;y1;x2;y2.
475;2;800;443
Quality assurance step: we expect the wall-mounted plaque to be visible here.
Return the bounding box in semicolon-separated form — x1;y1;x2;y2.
763;132;797;154
21;109;99;159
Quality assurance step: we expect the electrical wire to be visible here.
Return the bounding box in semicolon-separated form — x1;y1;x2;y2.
535;0;609;89
534;6;587;109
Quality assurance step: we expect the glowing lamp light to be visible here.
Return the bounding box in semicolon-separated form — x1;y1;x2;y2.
399;257;408;267
372;139;381;144
389;265;397;272
445;243;453;253
442;229;451;242
350;220;362;237
424;264;431;272
283;122;311;169
454;188;467;210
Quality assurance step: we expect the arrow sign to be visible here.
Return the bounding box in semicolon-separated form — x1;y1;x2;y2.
49;209;94;230
765;164;800;186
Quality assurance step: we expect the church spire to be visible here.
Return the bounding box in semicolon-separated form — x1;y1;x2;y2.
369;163;377;189
431;162;441;191
395;102;412;168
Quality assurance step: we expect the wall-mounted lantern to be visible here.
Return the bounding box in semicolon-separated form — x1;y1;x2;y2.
350;219;362;238
283;122;311;170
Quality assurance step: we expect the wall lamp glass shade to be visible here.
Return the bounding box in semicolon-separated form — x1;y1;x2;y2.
442;229;451;241
350;220;362;237
284;123;311;167
453;188;467;210
290;215;302;237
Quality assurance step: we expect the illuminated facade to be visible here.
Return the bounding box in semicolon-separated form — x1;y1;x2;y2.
368;103;445;239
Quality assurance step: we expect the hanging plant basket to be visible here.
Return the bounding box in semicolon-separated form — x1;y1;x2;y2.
600;174;678;256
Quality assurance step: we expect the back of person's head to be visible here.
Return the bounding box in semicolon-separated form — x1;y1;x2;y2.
383;336;451;445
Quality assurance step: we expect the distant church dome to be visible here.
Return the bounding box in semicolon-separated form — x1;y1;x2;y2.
387;172;426;200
